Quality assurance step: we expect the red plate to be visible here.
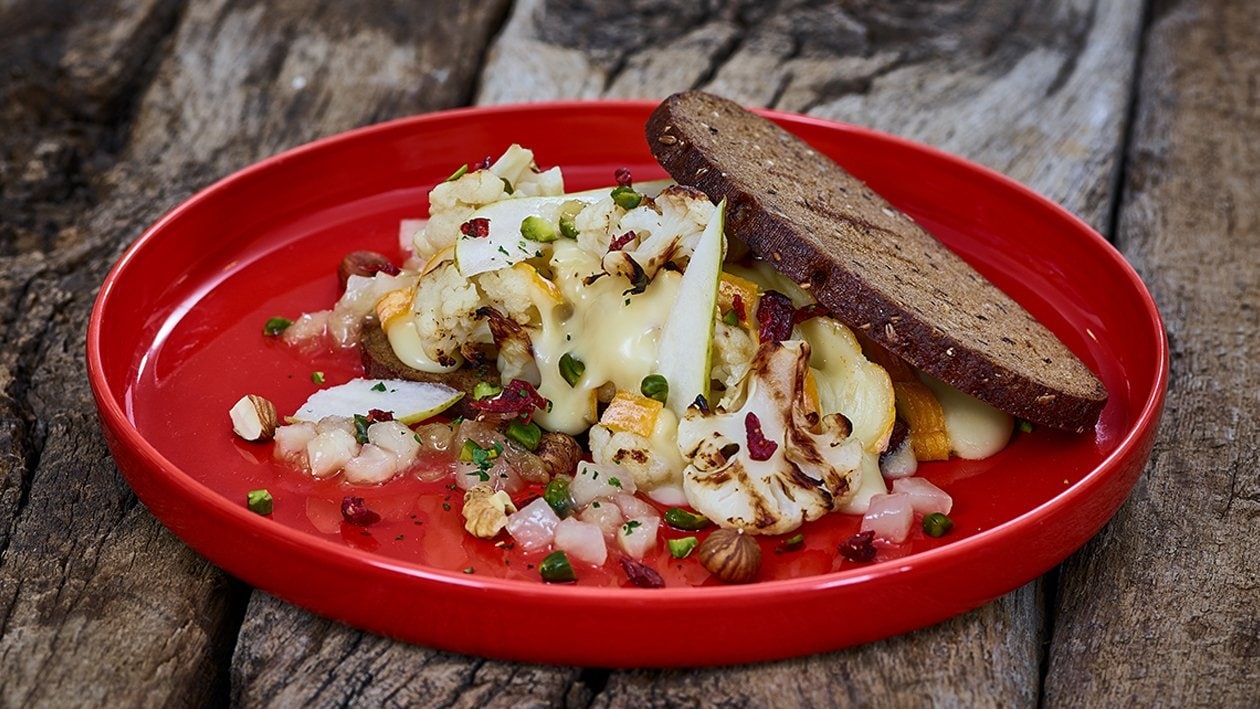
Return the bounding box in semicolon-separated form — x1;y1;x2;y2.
87;102;1166;666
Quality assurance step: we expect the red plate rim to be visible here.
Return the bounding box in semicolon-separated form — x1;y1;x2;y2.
86;101;1168;625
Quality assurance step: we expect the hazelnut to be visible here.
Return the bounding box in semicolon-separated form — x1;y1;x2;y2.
230;394;277;441
697;528;761;584
338;250;399;289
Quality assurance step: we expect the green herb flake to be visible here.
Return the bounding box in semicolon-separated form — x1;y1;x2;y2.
246;489;273;515
352;414;371;444
722;310;739;326
609;476;622;489
1017;419;1035;434
263;317;293;337
622;520;642;536
463;567;476;574
779;533;805;552
310;371;325;384
371;382;387;392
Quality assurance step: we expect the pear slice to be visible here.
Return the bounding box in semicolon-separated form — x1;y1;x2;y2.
291;378;463;424
454;180;675;278
654;199;726;417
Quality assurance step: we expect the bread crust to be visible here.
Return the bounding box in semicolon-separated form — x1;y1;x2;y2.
646;91;1107;432
360;320;497;418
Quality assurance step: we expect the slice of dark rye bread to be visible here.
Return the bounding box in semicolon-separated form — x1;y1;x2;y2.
646;91;1107;433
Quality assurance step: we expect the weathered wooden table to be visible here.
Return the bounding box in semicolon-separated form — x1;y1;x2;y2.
2;1;1255;705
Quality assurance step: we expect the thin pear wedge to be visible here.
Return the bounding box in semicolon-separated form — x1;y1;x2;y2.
292;378;463;424
655;199;726;417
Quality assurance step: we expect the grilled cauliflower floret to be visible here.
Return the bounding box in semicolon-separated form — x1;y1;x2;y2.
475;265;535;325
462;483;518;539
678;340;863;535
710;319;756;410
574;196;624;254
416;171;510;259
411;263;483;366
589;425;683;493
415;145;564;260
603;185;714;281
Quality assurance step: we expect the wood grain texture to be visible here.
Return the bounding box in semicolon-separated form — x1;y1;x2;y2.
232;594;586;708
479;0;1141;704
1044;1;1260;705
0;0;511;705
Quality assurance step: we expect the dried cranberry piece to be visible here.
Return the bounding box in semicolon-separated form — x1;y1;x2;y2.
839;530;877;562
619;556;664;588
744;412;778;461
338;251;400;289
792;303;830;325
468;378;549;420
473;155;493;171
460;217;491;238
731;293;747;322
366;409;393;422
608;231;636;252
341;496;381;526
614;167;633;187
756;290;795;342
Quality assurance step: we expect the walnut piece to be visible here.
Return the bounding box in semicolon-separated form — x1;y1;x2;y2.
462;483;518;539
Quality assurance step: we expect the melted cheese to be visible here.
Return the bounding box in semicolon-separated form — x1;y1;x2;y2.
920;373;1014;459
530;241;683;434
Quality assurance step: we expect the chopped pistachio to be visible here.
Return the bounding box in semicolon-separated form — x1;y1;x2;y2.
520;215;558;243
246;489;273;515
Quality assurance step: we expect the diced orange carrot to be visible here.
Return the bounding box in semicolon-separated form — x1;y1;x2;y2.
893;381;951;461
718;272;760;328
599;390;663;438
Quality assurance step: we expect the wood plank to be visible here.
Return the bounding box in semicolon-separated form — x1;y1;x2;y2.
0;0;511;704
232;594;583;708
476;0;1142;704
1044;1;1260;704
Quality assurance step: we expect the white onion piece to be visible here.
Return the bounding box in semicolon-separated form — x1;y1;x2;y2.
306;428;359;478
505;498;560;552
892;477;953;515
861;492;914;543
342;443;399;484
578;499;625;541
553;518;607;565
618;517;659;560
274;422;317;463
570;462;635;507
454;456;521;493
368;420;422;467
612;494;660;523
644;484;687;507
